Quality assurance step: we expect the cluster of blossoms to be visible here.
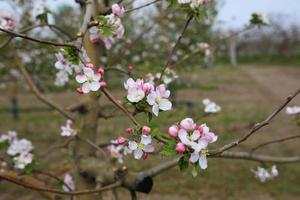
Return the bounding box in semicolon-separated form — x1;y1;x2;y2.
54;48;90;86
60;120;77;137
286;106;300;115
62;174;75;192
0;10;15;34
89;4;125;49
202;98;221;113
252;165;278;182
177;0;211;10
250;12;270;26
107;140;132;163
115;126;154;160
168;118;217;169
145;68;179;85
0;131;34;170
124;78;172;116
75;63;106;94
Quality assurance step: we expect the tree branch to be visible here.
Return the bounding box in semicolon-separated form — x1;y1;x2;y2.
14;51;75;120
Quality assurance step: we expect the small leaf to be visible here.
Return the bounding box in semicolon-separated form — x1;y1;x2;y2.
160;138;177;156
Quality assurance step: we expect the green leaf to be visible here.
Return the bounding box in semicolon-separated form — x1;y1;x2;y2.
160;138;177;156
191;165;198;177
178;156;189;171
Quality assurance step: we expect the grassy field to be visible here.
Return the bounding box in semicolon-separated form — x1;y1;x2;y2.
0;64;300;200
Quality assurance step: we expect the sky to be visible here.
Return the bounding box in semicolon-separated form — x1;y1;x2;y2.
217;0;300;29
1;0;300;29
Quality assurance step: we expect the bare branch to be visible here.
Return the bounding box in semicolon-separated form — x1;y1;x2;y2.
0;27;77;49
14;52;75;120
0;172;121;196
209;87;300;156
250;135;300;154
159;15;194;83
125;0;162;14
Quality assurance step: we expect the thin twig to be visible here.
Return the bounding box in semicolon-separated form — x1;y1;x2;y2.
14;52;75;120
250;135;300;154
125;0;162;13
159;15;194;83
209;87;300;156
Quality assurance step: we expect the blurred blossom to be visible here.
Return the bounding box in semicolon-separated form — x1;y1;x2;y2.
286;106;300;115
63;174;75;192
202;98;221;113
252;165;278;182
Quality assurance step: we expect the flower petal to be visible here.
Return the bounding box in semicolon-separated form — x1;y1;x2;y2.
141;135;151;145
152;104;159;116
134;149;143;159
76;74;87;83
178;129;190;145
199;154;208;169
191;130;200;141
190;152;200;163
82;82;90;93
89;81;100;91
128;141;137;150
158;99;172;111
143;144;154;152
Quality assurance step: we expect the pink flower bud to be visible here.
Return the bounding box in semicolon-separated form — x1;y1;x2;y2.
176;142;186;153
142;126;151;135
98;68;105;75
117;136;126;144
142;83;153;94
112;4;125;17
66;119;73;125
142;152;149;160
168;125;179;137
76;87;84;94
128;64;133;72
125;127;133;134
99;81;107;89
180;118;196;131
85;63;94;69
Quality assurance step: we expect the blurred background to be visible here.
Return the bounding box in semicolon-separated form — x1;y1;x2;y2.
0;0;300;199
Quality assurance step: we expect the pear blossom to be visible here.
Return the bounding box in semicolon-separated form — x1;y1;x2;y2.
128;135;154;160
202;98;221;113
61;120;77;137
147;84;172;116
13;153;33;169
63;174;75;192
75;66;102;93
7;139;33;156
286;106;300;115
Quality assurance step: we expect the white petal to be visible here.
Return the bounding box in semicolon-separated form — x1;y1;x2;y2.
83;67;94;77
197;139;208;150
199;154;208;169
82;82;90;93
178;129;190;145
93;73;101;82
141;135;151;145
76;74;87;83
89;81;100;91
152;104;159;116
143;144;154;152
134;149;143;159
190;152;200;163
191;130;200;141
146;92;156;105
158;99;172;111
128;141;137;150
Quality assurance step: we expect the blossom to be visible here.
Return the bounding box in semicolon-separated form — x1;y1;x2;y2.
75;66;102;93
286;106;300;115
180;118;196;131
54;52;77;86
61;120;77;137
142;126;151;135
124;78;147;103
7;139;33;156
128;135;154;159
63;174;75;192
178;0;191;4
13;153;33;169
168;125;179;137
147;84;172;116
176;142;186;153
0;10;15;33
202;98;221;113
252;165;278;182
112;4;125;17
0;130;17;143
107;141;132;163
